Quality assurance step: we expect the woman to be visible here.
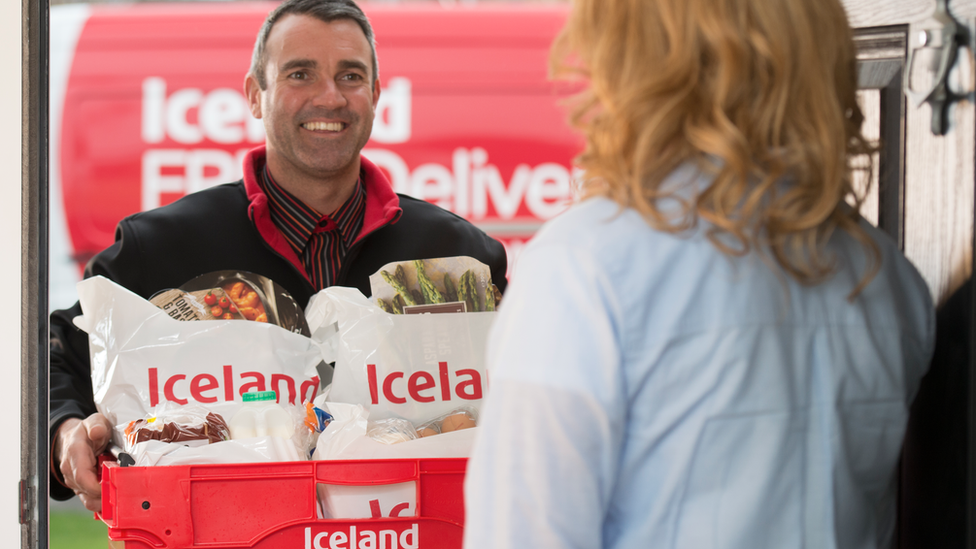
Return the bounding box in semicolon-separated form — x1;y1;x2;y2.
463;0;934;547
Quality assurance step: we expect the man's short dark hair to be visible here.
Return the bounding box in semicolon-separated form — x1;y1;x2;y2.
250;0;378;90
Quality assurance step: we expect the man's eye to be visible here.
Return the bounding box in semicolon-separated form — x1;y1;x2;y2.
289;71;307;80
341;73;364;82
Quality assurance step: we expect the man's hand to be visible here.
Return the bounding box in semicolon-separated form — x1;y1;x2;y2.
54;414;112;513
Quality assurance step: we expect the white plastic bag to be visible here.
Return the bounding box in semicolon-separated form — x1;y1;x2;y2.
313;403;478;461
304;286;492;519
312;403;476;519
131;436;304;467
75;276;322;459
306;287;495;425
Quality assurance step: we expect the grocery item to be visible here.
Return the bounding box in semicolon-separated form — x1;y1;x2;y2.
311;403;479;463
484;283;496;311
229;390;295;440
150;287;244;322
148;271;311;334
123;407;230;452
376;298;396;314
416;408;478;437
223;280;268;322
179;270;311;335
369;256;496;314
457;269;479;312
490;284;502;310
415;259;446;304
380;264;417;306
367;418;419;445
439;411;477;433
410;288;424;307
443;272;458;302
304;401;334;433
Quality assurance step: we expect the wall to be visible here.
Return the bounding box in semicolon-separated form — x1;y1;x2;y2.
2;0;23;544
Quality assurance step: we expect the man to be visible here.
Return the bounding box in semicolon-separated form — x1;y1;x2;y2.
51;0;506;512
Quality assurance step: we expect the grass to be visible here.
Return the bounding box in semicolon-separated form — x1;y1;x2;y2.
50;510;108;549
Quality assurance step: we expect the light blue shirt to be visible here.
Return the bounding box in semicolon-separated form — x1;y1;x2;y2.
464;171;934;549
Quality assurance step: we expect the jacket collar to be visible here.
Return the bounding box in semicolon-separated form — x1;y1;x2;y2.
242;145;403;282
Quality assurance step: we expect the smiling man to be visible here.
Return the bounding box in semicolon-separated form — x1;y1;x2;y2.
247;9;378;217
49;0;507;511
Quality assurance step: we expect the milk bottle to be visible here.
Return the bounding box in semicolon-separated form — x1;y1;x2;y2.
229;390;294;439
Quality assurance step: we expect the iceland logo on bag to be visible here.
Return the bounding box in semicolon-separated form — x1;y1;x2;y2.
366;362;484;405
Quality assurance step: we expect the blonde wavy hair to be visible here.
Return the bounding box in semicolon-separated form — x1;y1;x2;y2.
551;0;879;297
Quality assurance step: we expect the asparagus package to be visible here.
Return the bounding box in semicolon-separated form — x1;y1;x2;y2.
306;257;497;426
369;256;500;315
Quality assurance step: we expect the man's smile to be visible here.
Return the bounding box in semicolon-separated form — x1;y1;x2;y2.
301;121;346;132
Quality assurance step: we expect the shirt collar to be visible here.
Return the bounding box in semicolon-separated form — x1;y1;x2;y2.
258;164;366;254
242;146;404;281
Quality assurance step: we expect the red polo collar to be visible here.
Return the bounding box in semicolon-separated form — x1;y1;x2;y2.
242;146;403;283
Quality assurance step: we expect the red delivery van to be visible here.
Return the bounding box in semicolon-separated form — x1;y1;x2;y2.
49;2;578;311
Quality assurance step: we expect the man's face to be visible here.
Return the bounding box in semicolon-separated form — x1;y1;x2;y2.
245;14;380;182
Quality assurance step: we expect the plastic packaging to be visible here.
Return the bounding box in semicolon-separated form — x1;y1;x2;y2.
370;256;495;314
304;401;333;433
179;270;310;335
367;417;419;445
229;391;295;440
415;407;478;438
122;405;231;454
312;403;478;462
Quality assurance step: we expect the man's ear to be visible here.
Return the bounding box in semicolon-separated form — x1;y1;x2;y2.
244;73;263;119
371;77;381;110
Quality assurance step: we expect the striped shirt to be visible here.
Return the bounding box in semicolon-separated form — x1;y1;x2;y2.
259;165;366;290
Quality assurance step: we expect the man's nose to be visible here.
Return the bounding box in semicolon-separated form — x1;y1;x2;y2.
312;79;347;110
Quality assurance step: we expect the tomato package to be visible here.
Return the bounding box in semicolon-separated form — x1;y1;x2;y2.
149;270;309;334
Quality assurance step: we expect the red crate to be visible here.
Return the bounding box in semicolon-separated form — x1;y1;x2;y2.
97;458;468;549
